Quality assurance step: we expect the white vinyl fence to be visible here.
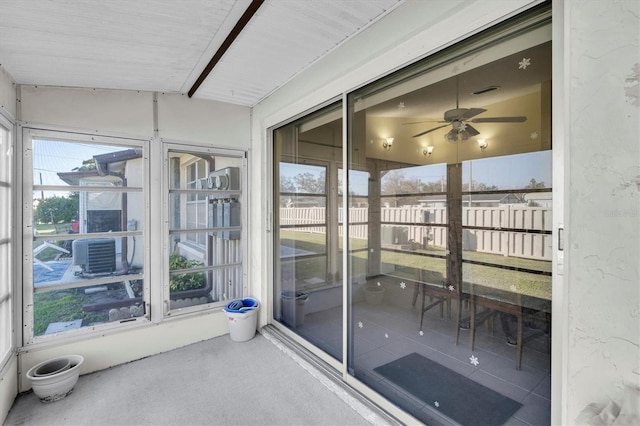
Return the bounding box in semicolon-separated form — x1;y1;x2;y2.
280;205;552;261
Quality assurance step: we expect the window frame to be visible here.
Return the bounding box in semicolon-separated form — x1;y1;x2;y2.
0;112;14;368
21;127;151;345
162;140;248;318
184;157;209;247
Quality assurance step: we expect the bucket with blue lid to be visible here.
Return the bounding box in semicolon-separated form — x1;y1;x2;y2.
223;297;260;342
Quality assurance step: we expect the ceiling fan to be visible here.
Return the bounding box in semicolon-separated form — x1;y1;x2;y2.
406;86;527;141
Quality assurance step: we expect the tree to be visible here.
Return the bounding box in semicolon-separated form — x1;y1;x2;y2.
525;178;546;189
523;178;546;206
470;181;499;191
294;171;325;193
34;195;78;224
279;175;296;192
72;158;97;172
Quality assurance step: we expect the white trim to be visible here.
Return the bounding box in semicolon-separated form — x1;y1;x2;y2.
341;91;349;381
551;1;568;424
18;121;150;142
0;113;15;372
0;106;15;125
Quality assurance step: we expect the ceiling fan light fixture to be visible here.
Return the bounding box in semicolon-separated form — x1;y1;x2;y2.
445;129;458;142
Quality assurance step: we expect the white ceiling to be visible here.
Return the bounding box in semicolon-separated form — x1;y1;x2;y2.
0;0;403;107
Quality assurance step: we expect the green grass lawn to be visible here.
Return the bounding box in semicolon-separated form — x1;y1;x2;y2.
33;290;107;336
279;230;551;301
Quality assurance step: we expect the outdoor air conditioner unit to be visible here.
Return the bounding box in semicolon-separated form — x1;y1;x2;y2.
73;238;116;274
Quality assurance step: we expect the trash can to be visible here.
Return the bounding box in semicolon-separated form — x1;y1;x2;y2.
223;298;260;342
281;291;309;326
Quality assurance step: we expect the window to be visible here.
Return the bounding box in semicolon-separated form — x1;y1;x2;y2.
165;145;246;315
23;130;148;342
185;158;209;247
0;115;13;366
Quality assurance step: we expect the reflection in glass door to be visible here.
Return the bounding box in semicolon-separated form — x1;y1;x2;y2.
345;10;552;426
271;6;552;425
273;102;344;361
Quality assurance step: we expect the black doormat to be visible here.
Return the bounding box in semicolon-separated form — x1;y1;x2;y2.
374;352;522;425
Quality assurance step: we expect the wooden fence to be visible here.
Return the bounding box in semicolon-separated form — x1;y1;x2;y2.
280;205;552;260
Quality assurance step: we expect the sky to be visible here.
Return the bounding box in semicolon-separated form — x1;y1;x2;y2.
32;139;124;187
280;150;552;196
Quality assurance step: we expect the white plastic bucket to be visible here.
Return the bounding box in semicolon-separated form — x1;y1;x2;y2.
281;291;309;326
224;298;259;342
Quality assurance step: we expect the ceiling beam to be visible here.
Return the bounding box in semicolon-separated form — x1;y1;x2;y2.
188;0;265;98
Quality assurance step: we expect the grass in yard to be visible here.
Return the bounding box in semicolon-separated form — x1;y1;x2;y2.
33;290;107;336
278;229;551;301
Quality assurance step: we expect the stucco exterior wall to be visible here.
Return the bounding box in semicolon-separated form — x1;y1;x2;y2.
565;0;640;420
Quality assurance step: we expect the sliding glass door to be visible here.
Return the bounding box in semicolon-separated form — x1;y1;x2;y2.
345;11;552;425
273;102;344;361
272;6;552;425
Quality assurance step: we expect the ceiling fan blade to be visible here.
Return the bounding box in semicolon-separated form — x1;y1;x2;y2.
412;124;450;138
443;108;469;122
464;124;480;136
403;119;444;125
471;116;527;123
459;108;487;120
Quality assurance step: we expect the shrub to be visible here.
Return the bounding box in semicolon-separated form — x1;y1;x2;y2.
169;254;206;292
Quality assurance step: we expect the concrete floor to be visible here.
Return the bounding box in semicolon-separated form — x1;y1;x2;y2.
5;329;394;426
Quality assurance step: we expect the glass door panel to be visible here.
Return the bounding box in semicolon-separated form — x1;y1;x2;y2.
273;102;343;361
346;10;552;425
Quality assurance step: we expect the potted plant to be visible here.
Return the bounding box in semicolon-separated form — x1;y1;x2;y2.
169;254;211;300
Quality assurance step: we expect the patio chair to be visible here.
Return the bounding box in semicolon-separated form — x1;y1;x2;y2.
413;269;461;333
469;284;524;370
33;239;70;271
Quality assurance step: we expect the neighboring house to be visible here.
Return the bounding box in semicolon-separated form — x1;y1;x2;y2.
57;149;143;266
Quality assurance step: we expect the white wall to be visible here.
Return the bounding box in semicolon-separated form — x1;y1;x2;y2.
564;0;640;421
251;0;639;423
0;66;16;119
0;65;17;425
14;85;251;391
19;87;251;145
0;356;17;425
